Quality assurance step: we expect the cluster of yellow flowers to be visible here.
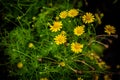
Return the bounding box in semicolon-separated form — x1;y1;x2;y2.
49;8;116;54
59;9;79;18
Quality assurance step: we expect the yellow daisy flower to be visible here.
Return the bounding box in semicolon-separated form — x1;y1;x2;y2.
59;62;65;67
59;11;68;19
50;21;62;32
71;42;83;53
54;34;67;45
74;25;85;36
68;9;79;17
82;12;95;24
104;25;116;35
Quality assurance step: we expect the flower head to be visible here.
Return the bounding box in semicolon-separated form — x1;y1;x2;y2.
59;62;65;67
95;13;102;24
71;42;83;53
40;78;48;80
55;16;59;21
32;16;36;20
104;75;111;80
104;25;116;35
17;62;23;69
28;43;34;48
54;34;67;45
17;16;21;20
50;21;62;32
60;31;66;35
59;11;68;19
98;61;106;69
74;25;85;36
68;9;79;17
82;12;95;24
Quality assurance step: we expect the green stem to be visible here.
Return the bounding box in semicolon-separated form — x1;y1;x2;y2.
96;34;118;38
4;17;19;27
88;40;109;48
13;49;35;60
74;60;95;70
43;57;57;62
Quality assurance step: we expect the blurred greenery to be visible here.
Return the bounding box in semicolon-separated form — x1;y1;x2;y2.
0;0;119;80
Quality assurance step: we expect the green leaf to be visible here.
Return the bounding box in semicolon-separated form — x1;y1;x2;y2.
91;43;105;57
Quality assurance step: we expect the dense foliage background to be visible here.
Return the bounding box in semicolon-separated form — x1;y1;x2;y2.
0;0;120;80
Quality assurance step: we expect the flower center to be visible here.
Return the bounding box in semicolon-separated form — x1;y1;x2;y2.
86;16;91;20
74;44;80;49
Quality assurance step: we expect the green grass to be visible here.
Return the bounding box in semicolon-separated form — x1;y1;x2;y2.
0;0;117;80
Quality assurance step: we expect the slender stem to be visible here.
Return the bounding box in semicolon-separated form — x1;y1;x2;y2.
43;57;57;62
4;17;19;27
83;70;110;74
88;40;109;48
67;64;77;73
67;63;111;74
18;19;23;27
95;41;109;48
13;49;34;60
74;60;95;70
96;34;118;38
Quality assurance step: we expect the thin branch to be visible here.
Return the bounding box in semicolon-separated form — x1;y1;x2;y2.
88;40;109;48
96;34;118;38
74;60;95;70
